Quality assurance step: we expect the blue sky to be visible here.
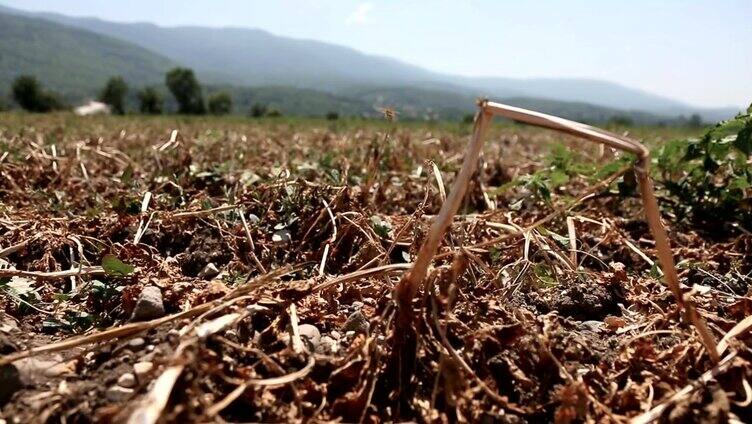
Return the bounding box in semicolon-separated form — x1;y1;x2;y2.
2;0;750;108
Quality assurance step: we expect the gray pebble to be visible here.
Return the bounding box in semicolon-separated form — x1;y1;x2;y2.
118;372;136;388
197;263;220;280
133;362;153;378
272;229;292;246
316;336;338;354
130;286;165;321
297;324;321;349
343;310;370;334
128;338;145;349
106;386;134;402
578;320;603;332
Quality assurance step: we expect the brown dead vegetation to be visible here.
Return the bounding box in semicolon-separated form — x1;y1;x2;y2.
0;112;750;423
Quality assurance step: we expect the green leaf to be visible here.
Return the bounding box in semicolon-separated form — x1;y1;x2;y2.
730;175;751;190
102;254;134;277
733;119;752;155
370;216;392;239
533;263;557;287
121;165;134;184
549;170;569;187
549;231;571;246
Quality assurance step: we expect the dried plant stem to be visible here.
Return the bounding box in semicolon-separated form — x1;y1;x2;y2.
394;109;492;319
0;265;105;280
631;352;736;424
395;100;719;366
634;157;719;363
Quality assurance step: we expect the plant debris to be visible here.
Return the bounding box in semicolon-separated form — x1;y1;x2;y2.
0;112;750;423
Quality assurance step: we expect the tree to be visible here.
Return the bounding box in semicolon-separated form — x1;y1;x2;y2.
608;115;634;126
99;76;128;114
688;114;703;128
208;92;232;115
250;103;267;118
325;111;339;120
137;87;163;114
11;75;63;113
266;108;282;118
165;68;205;114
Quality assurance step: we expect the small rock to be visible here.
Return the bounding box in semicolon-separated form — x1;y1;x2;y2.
350;301;364;311
345;330;355;338
128;338;145;349
133;362;153;378
272;229;292;246
139;352;156;363
578;320;603;332
247;213;260;225
106;385;134;402
297;324;321;349
0;364;21;407
329;330;341;339
197;263;220;280
57;380;71;395
118;372;136;388
343;310;370;334
316;336;338;354
130;286;165;321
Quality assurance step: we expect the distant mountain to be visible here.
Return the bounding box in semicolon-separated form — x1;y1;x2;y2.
203;85;682;124
451;77;739;121
0;4;739;122
4;5;736;121
0;10;173;103
4;6;437;90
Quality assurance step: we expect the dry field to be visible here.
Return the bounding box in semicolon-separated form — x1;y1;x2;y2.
0;112;750;423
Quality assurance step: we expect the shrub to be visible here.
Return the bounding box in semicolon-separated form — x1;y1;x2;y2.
99;76;128;115
208;92;232;115
137;87;163;114
687;114;703;128
608;115;634;126
250;103;267;118
326;111;339;120
165;67;205;114
11;75;63;113
656;105;752;231
266;108;282;118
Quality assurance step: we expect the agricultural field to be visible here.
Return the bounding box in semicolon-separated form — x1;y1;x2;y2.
0;110;751;423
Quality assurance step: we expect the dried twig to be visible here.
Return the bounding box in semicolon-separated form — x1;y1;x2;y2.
396;100;719;364
0;266;105;280
631;352;737;424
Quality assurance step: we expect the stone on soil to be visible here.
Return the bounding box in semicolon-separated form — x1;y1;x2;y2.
130;286;165;321
106;385;134;402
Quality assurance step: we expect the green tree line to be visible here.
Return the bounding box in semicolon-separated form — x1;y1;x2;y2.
7;67;288;118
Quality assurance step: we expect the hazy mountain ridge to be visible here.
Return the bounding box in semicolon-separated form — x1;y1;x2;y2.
0;10;174;102
0;4;739;122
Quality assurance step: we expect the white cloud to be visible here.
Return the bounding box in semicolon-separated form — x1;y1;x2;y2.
345;2;373;25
